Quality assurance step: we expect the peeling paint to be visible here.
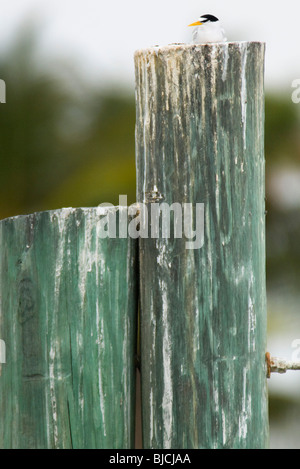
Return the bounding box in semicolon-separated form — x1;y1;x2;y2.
160;281;173;449
240;43;249;150
222;44;229;82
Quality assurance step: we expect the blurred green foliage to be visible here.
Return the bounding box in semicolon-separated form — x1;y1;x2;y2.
0;28;136;220
0;28;300;289
265;95;300;164
265;96;300;288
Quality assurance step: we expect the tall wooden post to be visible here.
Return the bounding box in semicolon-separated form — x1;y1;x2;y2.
135;43;269;449
0;207;138;449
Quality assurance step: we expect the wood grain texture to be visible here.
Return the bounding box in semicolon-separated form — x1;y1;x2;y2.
135;43;269;449
0;207;138;449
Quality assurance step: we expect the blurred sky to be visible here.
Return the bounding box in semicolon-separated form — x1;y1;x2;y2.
0;0;299;91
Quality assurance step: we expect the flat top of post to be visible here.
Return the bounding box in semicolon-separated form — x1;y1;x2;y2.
0;206;133;224
134;41;265;57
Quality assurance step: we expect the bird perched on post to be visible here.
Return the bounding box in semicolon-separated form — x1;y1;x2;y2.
188;14;227;44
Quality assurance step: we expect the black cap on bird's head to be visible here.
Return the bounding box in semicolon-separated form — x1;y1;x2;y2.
200;14;219;23
188;14;219;27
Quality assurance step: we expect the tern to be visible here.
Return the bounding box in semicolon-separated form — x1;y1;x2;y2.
188;14;227;44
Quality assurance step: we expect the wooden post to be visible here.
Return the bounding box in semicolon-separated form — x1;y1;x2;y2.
135;43;269;449
0;207;138;449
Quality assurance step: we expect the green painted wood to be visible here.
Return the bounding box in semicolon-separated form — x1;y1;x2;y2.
0;207;138;449
135;43;269;449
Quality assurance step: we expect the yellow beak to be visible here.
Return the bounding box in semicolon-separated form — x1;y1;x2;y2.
188;21;203;27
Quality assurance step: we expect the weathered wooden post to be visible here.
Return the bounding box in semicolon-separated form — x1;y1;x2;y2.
135;43;269;449
0;207;138;449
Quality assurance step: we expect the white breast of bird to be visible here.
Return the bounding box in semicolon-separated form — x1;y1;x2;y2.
192;22;227;44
